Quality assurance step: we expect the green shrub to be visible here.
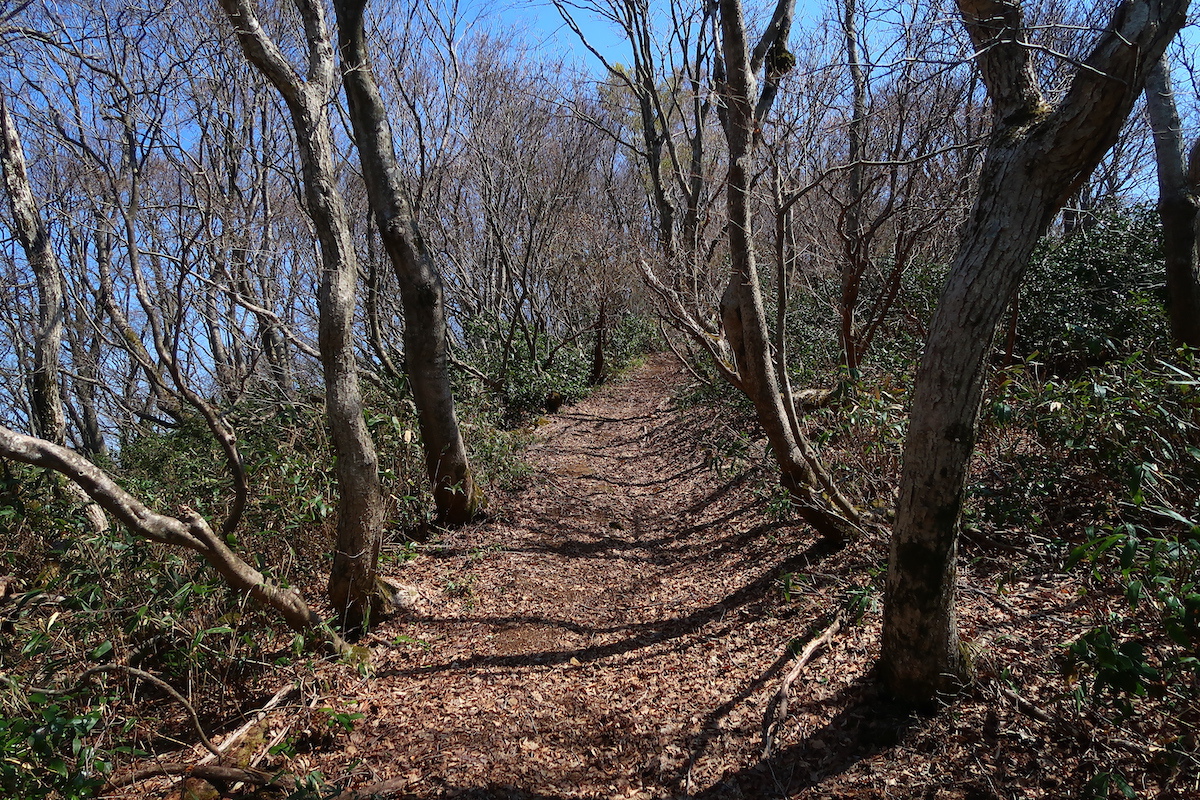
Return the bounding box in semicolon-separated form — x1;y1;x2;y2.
994;350;1200;729
1019;205;1167;372
1006;350;1199;515
0;694;110;800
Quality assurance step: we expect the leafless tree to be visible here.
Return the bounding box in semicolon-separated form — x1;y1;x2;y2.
1145;52;1200;348
333;0;482;523
880;0;1189;705
0;88;66;444
218;0;385;628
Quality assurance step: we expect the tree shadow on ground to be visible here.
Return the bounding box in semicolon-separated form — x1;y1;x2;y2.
367;679;923;800
377;535;835;679
688;676;921;799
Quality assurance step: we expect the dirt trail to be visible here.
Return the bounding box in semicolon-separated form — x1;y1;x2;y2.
125;353;1076;799
312;353;881;799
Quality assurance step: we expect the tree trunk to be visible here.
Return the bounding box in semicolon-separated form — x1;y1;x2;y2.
839;0;868;376
880;0;1189;705
1;91;110;534
1144;54;1200;349
333;0;482;525
717;0;861;541
219;0;384;630
589;297;608;386
0;91;65;445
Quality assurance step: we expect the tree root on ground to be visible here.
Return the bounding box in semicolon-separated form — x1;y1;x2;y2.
761;612;845;757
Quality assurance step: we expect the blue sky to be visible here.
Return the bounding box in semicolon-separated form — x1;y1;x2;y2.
463;0;628;71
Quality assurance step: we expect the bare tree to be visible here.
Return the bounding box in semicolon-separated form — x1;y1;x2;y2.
714;0;864;539
333;0;481;523
880;0;1189;704
218;0;385;628
1145;53;1200;348
0;88;65;445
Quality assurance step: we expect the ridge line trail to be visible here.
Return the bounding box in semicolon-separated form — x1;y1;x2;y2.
345;353;869;799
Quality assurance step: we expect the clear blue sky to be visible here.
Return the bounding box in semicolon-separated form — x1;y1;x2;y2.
463;0;628;71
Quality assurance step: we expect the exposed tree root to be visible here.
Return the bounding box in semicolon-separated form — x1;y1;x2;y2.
761;612;845;757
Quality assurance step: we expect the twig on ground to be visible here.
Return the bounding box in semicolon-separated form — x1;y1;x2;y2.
29;664;220;758
761;612;844;757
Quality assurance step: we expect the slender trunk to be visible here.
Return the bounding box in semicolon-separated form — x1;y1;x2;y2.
1145;55;1200;349
840;0;868;375
0;92;65;445
1;92;108;533
219;0;384;629
589;297;608;386
333;0;482;524
717;0;860;541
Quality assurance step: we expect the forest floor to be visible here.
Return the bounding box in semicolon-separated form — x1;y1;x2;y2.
117;353;1188;800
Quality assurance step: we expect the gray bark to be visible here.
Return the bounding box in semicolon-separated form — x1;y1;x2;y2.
333;0;482;524
1145;54;1200;349
1;91;109;534
219;0;384;629
716;0;862;541
0;91;65;445
880;0;1189;704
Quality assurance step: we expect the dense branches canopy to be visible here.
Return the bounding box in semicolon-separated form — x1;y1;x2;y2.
1;0;1198;794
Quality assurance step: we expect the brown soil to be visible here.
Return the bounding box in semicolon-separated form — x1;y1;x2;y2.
115;353;1192;800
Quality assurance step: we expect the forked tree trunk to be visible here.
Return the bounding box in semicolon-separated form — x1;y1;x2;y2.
880;0;1188;705
717;0;862;541
1145;55;1200;349
219;0;384;630
333;0;482;524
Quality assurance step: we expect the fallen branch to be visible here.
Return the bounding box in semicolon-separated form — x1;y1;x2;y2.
28;664;219;758
761;613;844;757
197;682;302;766
332;777;411;798
0;425;350;655
105;761;286;789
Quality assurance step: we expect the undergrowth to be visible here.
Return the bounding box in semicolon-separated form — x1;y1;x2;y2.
0;318;660;797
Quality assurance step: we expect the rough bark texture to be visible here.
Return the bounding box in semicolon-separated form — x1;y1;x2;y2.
333;0;482;524
1145;54;1200;349
219;0;384;629
0;92;65;445
880;0;1189;704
